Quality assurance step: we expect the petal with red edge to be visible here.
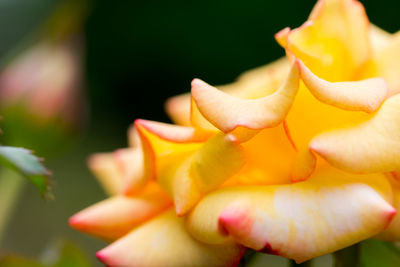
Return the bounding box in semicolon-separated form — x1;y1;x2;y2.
309;94;400;174
127;123;141;147
158;133;245;216
135;119;212;143
378;175;400;241
165;58;290;128
69;183;172;241
96;210;245;267
186;166;394;263
278;0;371;81
132;119;204;193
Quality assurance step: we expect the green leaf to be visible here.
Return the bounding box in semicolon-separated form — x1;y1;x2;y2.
0;146;52;198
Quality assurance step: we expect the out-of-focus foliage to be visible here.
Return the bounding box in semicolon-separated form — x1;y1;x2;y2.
361;240;400;267
0;0;87;158
0;146;51;198
0;241;90;267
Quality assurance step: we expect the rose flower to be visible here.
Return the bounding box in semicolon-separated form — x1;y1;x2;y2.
70;0;400;265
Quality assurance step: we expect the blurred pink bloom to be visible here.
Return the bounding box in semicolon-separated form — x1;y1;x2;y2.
0;41;84;127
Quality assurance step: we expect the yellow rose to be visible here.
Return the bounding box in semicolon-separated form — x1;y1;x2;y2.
70;0;400;265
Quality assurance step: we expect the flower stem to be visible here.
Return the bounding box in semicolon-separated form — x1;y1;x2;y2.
333;244;361;267
290;260;312;267
0;168;25;244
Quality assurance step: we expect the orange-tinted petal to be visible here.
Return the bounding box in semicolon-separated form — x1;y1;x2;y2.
129;119;206;194
157;133;244;216
187;166;394;263
290;148;317;182
96;210;245;267
135;119;244;215
223;125;296;187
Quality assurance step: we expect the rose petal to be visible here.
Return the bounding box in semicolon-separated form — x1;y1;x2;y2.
132;119;206;194
113;148;147;196
135;120;244;215
309;94;400;174
277;0;371;81
298;60;387;113
223;125;296;187
88;153;123;195
127;123;141;147
186;166;394;263
370;24;393;52
157;133;245;216
364;34;400;96
378;175;400;241
190;96;218;131
96;210;245;267
165;58;290;127
135;119;212;143
290;148;317;182
134;119;204;193
191;62;299;133
69;183;172;241
165;92;192;126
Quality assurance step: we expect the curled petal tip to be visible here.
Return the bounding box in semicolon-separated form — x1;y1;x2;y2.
68;214;83;230
191;78;204;87
135;118;211;143
191;64;300;133
385;208;397;229
298;60;388;113
96;251;107;265
275;27;290;47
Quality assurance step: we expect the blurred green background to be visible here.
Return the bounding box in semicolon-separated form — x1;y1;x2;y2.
0;0;399;266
